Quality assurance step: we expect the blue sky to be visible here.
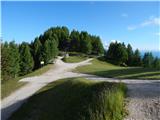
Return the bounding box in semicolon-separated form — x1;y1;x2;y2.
2;1;160;51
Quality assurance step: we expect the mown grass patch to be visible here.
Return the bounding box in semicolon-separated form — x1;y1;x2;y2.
9;77;126;120
1;64;53;99
62;56;87;63
76;58;160;80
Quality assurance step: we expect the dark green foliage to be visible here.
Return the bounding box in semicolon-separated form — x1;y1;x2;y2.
1;41;20;81
42;39;59;64
39;26;104;55
126;44;133;66
43;40;51;64
142;52;154;68
19;42;34;75
32;37;42;69
106;42;145;67
132;49;142;66
91;36;104;55
70;30;81;52
153;57;160;69
43;26;69;51
80;31;92;54
106;42;128;65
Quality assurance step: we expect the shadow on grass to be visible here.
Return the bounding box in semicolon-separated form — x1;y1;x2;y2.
8;79;125;120
89;67;160;80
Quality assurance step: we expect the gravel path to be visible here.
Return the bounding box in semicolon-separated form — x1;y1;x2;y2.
83;74;160;120
1;57;92;120
1;58;160;120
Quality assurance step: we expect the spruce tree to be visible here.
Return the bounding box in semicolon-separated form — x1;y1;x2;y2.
9;41;20;77
19;42;34;75
142;52;154;68
127;44;134;66
153;57;160;69
33;37;42;69
133;49;141;66
43;40;50;64
80;32;92;54
92;36;104;55
1;42;10;81
1;41;20;80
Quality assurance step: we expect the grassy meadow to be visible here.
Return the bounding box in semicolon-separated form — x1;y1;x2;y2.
9;77;127;120
1;64;53;99
62;56;87;63
76;58;160;80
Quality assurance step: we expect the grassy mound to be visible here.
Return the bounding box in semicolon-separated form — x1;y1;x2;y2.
76;58;160;80
9;78;126;120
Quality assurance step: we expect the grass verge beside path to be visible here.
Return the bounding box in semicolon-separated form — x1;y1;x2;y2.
9;77;127;120
62;56;87;63
75;58;160;80
1;64;53;99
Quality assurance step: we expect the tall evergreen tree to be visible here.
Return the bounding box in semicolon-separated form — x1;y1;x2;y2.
70;30;80;52
1;42;11;81
1;41;20;80
142;52;154;68
127;44;134;66
153;57;160;69
43;40;51;64
80;31;92;54
32;37;42;69
106;42;128;65
91;36;104;55
132;49;141;66
9;41;20;77
19;42;34;75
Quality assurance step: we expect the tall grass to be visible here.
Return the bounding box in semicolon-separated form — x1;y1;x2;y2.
9;78;126;120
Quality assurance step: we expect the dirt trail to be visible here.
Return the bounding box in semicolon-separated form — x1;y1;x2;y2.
1;58;160;120
83;74;160;120
124;82;160;120
1;57;92;120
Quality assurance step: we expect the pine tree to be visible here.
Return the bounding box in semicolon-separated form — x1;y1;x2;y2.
43;40;51;64
153;57;160;69
1;42;11;81
91;36;104;55
9;41;20;77
80;32;92;54
1;41;20;81
133;49;141;66
19;42;34;75
127;44;134;66
70;30;80;52
142;52;154;68
32;37;42;69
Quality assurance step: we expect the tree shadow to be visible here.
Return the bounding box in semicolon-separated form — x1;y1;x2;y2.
90;67;160;80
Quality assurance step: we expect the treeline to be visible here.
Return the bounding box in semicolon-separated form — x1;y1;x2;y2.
105;41;160;69
1;26;104;81
41;26;104;55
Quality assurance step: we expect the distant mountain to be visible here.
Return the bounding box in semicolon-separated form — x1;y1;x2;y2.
140;50;160;58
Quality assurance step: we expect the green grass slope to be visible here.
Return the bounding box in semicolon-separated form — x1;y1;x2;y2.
76;58;160;80
9;78;126;120
62;56;87;63
1;64;53;99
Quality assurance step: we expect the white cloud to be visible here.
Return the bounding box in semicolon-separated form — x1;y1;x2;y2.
127;25;137;30
110;40;121;43
127;16;160;31
121;13;128;18
104;40;121;50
